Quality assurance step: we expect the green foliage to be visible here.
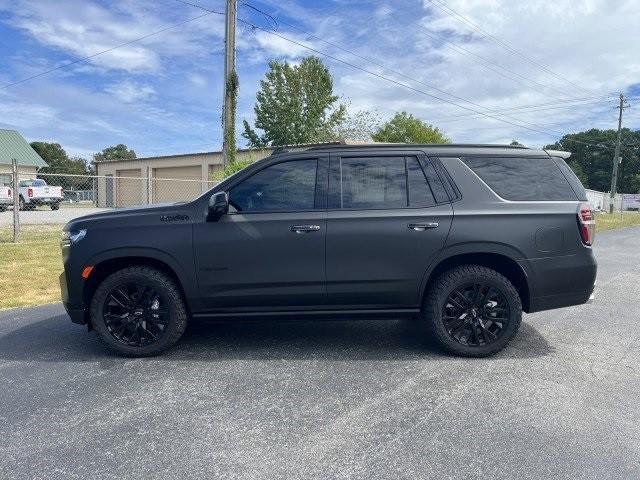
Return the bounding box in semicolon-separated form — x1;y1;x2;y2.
210;159;254;182
30;142;90;176
93;144;136;163
510;139;525;146
372;112;450;144
242;56;346;147
544;129;640;192
317;108;382;142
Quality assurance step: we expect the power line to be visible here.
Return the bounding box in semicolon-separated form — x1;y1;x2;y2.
0;11;219;90
411;22;604;102
428;0;596;96
433;97;613;124
175;0;629;151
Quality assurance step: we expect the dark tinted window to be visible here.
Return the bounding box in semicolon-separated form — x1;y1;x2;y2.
229;159;317;212
462;157;577;201
421;159;450;203
553;157;587;201
339;156;406;209
407;157;435;207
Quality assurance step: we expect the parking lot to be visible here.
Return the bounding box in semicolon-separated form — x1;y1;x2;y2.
0;226;639;479
0;206;107;226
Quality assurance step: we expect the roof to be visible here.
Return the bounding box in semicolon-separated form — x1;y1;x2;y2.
307;143;528;151
0;129;47;167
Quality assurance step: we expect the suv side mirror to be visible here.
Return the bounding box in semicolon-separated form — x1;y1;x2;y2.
207;191;229;222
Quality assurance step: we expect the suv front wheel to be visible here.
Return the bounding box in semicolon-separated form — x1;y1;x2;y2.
423;265;522;357
90;266;188;357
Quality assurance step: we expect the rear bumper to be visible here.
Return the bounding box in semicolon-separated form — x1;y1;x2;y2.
523;251;597;313
0;198;12;205
28;198;62;205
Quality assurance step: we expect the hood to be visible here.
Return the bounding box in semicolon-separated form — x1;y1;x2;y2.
64;202;194;232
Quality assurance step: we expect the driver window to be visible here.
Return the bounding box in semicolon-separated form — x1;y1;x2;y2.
229;159;317;212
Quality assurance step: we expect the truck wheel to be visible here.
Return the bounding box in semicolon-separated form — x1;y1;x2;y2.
90;266;188;357
18;197;25;211
423;265;522;357
50;203;60;210
0;206;5;212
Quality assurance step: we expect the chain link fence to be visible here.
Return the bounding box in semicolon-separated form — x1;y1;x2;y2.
0;167;218;243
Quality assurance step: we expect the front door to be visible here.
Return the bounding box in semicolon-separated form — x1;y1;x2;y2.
325;153;453;308
194;156;328;311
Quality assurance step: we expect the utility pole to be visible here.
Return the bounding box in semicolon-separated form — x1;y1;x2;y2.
11;159;19;243
221;0;237;171
609;93;627;213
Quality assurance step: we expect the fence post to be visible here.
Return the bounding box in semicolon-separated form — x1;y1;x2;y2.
146;166;152;205
11;159;19;243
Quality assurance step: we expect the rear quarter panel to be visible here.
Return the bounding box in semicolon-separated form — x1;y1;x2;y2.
437;157;596;306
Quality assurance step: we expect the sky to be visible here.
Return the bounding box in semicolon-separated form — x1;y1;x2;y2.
0;0;639;159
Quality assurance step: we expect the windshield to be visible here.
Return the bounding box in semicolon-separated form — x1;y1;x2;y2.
20;179;47;187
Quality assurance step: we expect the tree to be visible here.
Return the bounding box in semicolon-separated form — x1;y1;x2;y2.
242;56;346;147
317;108;382;142
544;128;640;192
93;144;136;163
31;141;91;190
510;140;525;146
371;112;450;144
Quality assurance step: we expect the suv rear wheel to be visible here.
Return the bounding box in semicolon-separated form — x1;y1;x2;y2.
90;266;188;357
423;265;522;357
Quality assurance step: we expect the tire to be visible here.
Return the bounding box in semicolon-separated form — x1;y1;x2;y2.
90;266;188;357
18;197;25;211
50;203;60;211
0;206;5;212
423;265;522;357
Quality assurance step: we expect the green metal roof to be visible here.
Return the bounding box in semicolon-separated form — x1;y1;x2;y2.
0;129;47;167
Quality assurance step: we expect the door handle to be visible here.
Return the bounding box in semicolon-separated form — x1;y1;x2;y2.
408;222;439;231
290;225;321;234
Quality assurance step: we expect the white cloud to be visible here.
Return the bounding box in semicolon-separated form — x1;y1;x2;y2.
1;0;224;73
105;80;155;103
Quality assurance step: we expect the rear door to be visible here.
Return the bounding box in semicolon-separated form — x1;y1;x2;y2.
325;152;453;308
193;154;328;311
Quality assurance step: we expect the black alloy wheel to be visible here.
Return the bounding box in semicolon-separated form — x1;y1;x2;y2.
90;266;188;356
442;282;510;347
103;282;169;347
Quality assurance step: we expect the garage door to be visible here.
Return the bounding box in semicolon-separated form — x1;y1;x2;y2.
153;166;203;203
115;169;142;207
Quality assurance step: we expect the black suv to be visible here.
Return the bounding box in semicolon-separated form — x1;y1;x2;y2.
60;144;596;357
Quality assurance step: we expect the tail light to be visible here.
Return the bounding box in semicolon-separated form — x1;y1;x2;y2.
28;188;33;198
577;203;595;246
7;188;11;196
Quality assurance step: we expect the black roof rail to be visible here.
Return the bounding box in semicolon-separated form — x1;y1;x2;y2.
270;146;289;155
306;143;529;151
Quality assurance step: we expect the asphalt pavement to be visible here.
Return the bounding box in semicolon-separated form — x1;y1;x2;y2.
0;227;639;479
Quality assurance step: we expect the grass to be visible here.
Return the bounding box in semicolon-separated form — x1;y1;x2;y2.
0;225;63;310
595;211;640;232
0;212;639;310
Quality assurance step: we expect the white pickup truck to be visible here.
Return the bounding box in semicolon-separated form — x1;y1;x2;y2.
19;179;63;211
0;185;12;212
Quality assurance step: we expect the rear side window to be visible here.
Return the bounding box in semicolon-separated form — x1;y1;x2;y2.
329;156;448;209
553;157;587;201
461;157;577;201
407;157;436;207
339;156;406;209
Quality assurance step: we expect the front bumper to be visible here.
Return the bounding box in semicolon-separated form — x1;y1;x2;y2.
60;271;86;324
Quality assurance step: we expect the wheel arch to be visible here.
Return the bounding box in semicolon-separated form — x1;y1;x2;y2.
82;252;193;317
421;247;532;312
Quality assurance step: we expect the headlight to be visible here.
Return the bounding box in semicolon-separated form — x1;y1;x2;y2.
61;229;87;247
